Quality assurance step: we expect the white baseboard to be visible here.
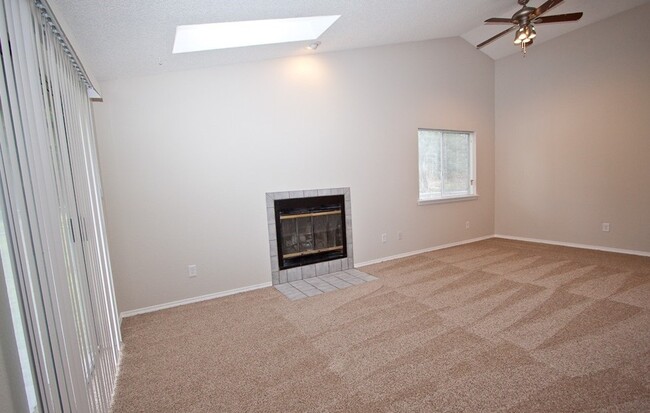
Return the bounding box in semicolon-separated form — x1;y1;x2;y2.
120;281;272;319
119;234;647;320
494;234;650;257
355;235;495;267
355;234;650;269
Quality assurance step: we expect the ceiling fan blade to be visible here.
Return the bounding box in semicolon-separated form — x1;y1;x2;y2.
485;17;513;24
476;25;517;49
530;0;564;19
534;12;583;24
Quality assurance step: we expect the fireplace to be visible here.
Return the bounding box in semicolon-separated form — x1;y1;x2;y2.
266;188;353;285
275;195;347;270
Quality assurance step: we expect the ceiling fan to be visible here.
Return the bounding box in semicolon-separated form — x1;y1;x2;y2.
476;0;583;54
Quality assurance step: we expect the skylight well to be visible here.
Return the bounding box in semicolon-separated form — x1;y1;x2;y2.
173;15;340;54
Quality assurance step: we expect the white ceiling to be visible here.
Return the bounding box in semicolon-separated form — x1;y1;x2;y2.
53;0;650;81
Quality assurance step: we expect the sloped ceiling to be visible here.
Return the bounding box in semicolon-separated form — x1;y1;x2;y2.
53;0;649;80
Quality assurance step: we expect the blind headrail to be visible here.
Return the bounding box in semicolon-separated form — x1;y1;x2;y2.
34;0;99;98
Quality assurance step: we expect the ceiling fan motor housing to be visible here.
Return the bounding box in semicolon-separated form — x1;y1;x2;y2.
513;7;535;24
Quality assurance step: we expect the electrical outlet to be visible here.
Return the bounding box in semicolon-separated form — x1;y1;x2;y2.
398;231;403;240
602;223;610;232
465;221;470;229
381;233;387;243
188;264;197;277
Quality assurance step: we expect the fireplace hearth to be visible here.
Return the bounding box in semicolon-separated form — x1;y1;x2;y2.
266;188;353;285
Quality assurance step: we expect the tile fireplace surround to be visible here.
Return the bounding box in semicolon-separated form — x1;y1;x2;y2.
266;187;353;285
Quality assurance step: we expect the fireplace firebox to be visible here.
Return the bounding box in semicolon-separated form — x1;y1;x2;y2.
275;195;347;270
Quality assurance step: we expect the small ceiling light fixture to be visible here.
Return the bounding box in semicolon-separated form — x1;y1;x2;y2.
306;41;321;50
513;24;536;55
514;24;536;44
173;15;340;54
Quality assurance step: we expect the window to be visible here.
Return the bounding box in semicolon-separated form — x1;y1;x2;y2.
418;129;476;203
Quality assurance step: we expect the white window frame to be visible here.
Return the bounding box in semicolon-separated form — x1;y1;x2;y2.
417;128;477;205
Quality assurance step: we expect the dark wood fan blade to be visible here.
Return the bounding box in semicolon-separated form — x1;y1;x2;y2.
534;12;583;24
485;17;514;24
530;0;564;19
476;25;517;49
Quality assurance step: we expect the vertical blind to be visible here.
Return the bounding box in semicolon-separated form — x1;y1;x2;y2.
0;0;120;412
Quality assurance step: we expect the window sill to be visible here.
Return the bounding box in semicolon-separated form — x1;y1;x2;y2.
418;195;478;206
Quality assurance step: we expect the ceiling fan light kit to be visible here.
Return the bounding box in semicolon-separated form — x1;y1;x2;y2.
514;24;536;55
514;25;536;44
476;0;583;56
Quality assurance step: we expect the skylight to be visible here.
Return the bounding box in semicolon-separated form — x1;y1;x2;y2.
172;15;341;54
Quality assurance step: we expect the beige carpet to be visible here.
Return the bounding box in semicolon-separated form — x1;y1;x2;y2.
111;239;650;412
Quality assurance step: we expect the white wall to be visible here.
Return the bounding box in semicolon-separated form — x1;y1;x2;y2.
495;3;650;253
93;38;495;312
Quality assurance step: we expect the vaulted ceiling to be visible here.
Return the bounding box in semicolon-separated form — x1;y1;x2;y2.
53;0;649;81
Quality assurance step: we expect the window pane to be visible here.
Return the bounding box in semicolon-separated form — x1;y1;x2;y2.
443;132;470;195
418;130;442;199
418;129;474;202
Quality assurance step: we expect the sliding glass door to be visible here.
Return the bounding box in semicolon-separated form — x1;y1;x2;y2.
0;0;121;412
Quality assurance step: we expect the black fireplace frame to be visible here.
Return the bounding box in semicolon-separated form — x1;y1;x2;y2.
274;195;347;270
